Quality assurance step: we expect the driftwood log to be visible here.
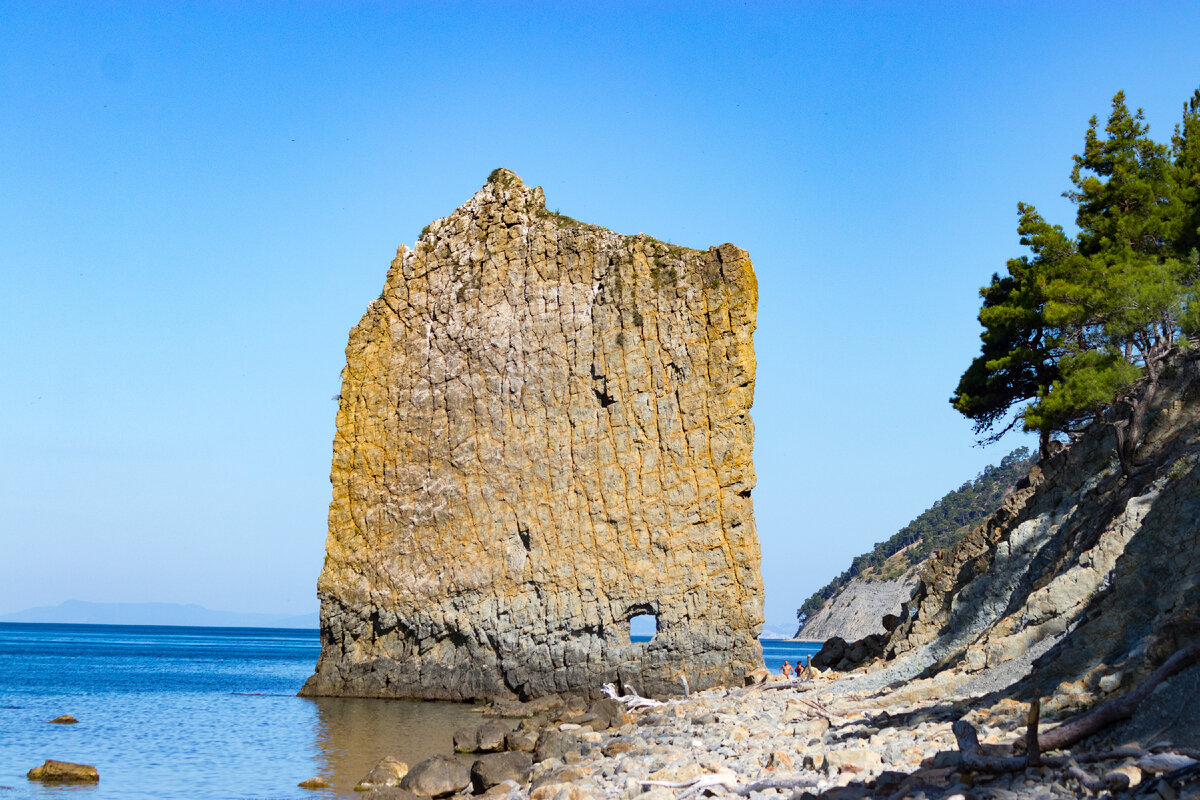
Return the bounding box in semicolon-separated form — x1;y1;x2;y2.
1035;642;1200;752
953;642;1200;783
643;770;822;800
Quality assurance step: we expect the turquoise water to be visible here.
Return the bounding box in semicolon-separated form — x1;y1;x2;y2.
0;623;821;799
761;638;823;675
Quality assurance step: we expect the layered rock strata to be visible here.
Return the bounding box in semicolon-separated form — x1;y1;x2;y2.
302;170;763;701
795;571;918;643
830;358;1200;702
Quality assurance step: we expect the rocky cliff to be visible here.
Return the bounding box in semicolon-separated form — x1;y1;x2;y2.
301;170;764;702
825;358;1200;722
795;572;918;643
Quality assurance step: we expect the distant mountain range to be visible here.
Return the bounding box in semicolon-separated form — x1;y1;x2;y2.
1;600;796;639
0;600;319;629
758;624;798;640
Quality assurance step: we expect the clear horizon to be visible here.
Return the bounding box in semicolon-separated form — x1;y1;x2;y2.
5;2;1200;628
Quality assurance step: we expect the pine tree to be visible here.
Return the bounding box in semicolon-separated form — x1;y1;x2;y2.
954;90;1200;473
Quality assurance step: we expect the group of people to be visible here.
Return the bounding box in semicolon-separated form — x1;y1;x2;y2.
779;658;808;679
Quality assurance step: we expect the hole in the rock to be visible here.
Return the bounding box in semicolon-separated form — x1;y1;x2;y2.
629;613;658;641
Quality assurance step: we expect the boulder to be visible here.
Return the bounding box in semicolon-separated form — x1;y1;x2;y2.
298;776;331;790
476;719;515;752
533;729;582;764
361;789;424;800
453;726;480;753
811;637;846;670
744;667;769;686
26;760;98;783
471;751;532;792
504;728;538;753
399;755;471;798
585;698;628;730
354;755;409;791
47;714;78;724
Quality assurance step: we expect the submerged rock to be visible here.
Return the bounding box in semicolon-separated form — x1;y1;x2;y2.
26;759;98;783
297;776;331;790
354;755;409;791
303;169;763;702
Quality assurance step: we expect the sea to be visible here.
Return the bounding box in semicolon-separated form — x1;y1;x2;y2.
0;623;821;799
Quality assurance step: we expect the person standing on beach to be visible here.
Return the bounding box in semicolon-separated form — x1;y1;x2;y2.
780;660;793;679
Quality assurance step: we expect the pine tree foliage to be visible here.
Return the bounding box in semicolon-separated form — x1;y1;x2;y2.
952;89;1200;472
795;448;1034;626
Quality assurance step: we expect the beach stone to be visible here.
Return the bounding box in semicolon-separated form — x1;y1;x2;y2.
535;729;582;763
362;789;424;800
825;748;883;774
637;788;675;800
472;751;532;792
745;668;769;686
479;779;522;797
453;726;480;752
505;728;539;752
647;763;703;782
298;776;332;790
476;719;514;752
530;783;580;800
399;755;470;797
47;714;78;724
603;739;638;757
26;760;98;783
792;717;829;739
531;766;589;790
588;699;628;730
355;756;409;791
300;169;763;703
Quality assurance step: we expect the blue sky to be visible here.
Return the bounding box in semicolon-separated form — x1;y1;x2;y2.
3;2;1200;630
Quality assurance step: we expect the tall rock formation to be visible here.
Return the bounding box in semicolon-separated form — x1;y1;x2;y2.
301;170;764;702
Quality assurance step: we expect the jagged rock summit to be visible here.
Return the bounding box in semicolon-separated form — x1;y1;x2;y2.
301;169;764;701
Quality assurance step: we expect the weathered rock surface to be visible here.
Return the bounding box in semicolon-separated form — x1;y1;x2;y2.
471;751;533;792
26;759;98;783
831;357;1200;722
796;572;918;643
400;755;471;798
297;776;332;790
354;755;409;791
302;169;763;702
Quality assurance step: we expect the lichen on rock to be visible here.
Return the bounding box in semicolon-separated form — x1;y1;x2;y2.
301;169;763;701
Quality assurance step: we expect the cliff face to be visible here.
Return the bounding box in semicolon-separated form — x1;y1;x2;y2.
796;572;917;643
833;360;1200;702
301;170;764;702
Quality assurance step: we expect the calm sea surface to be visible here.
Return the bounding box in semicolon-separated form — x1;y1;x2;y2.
0;623;820;799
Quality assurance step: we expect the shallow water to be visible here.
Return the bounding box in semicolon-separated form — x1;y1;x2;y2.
0;623;481;799
0;623;822;798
